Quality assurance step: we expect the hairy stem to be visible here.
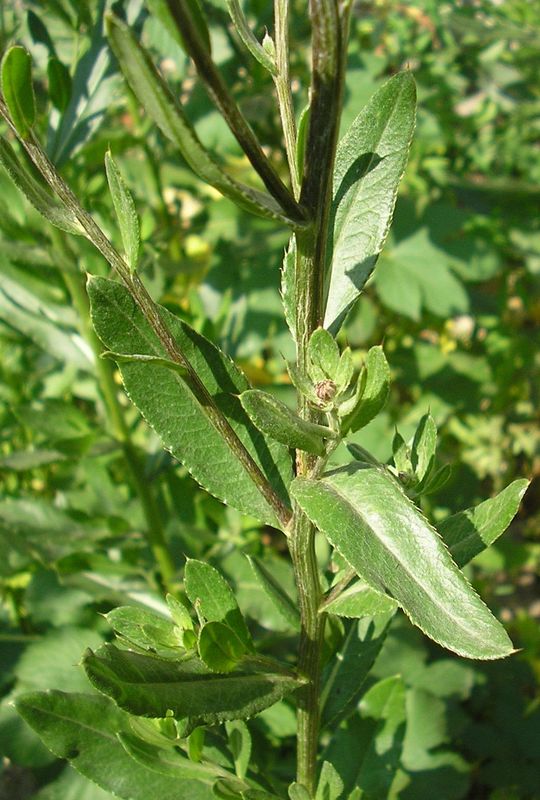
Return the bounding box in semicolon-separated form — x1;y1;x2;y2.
52;231;176;591
289;1;348;793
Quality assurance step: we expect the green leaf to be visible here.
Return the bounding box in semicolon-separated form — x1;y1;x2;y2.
88;276;292;526
392;430;411;475
106;13;302;227
246;556;300;631
83;644;302;724
105;150;140;272
325;675;406;800
47;56;72;112
240;389;336;457
199;622;249;673
440;479;530;567
324;72;416;332
225;720;251;780
308;328;340;380
106;606;183;656
185;560;252;650
321;614;393;727
341;346;390;433
16;691;216;799
291;464;514;659
226;0;277;74
322;580;398;618
0;137;83;235
411;413;437;483
316;761;344;800
1;46;36;138
102;350;188;376
335;348;354;393
289;785;311;800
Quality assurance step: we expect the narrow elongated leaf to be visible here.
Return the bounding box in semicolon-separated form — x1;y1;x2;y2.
281;237;296;339
324;72;416;332
47;56;72;112
247;556;300;630
322;580;398;618
16;691;215;800
321;614;394;727
0;137;83;235
226;0;276;74
105;150;140;271
292;464;514;659
411;413;437;482
185;560;252;649
83;644;302;724
240;389;335;456
439;479;529;567
1;46;36;138
341;346;389;432
88;277;292;525
106;14;302;227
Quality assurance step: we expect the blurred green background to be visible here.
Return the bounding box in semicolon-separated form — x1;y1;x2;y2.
0;1;538;797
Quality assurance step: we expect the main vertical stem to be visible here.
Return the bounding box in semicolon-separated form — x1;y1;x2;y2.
289;2;348;794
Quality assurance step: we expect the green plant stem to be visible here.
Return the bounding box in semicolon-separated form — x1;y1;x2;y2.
51;230;177;591
289;2;347;793
164;0;304;222
273;0;300;198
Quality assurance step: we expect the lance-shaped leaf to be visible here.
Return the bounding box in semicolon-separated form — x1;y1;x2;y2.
321;614;394;728
1;46;36;138
47;56;72;113
240;389;336;456
15;691;216;799
341;346;389;432
322;580;398;619
247;556;300;631
411;413;437;483
291;464;514;660
185;560;252;649
324;72;417;332
106;14;302;227
281;237;296;340
83;644;302;724
308;328;341;380
225;720;252;781
88;277;292;526
316;761;344;800
105;150;140;272
0;137;83;235
106;606;183;656
439;478;529;568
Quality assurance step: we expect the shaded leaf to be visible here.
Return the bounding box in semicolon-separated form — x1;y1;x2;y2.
199;622;249;673
225;720;251;780
16;691;215;799
47;56;72;113
322;581;398;619
246;556;300;631
240;389;335;456
341;346;389;433
83;644;303;724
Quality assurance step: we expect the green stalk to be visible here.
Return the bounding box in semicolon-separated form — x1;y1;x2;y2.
288;1;348;793
273;0;300;198
51;231;176;592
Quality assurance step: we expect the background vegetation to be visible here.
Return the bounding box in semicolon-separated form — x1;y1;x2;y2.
0;1;538;797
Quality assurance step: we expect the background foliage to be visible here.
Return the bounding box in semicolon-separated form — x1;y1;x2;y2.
0;1;538;798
